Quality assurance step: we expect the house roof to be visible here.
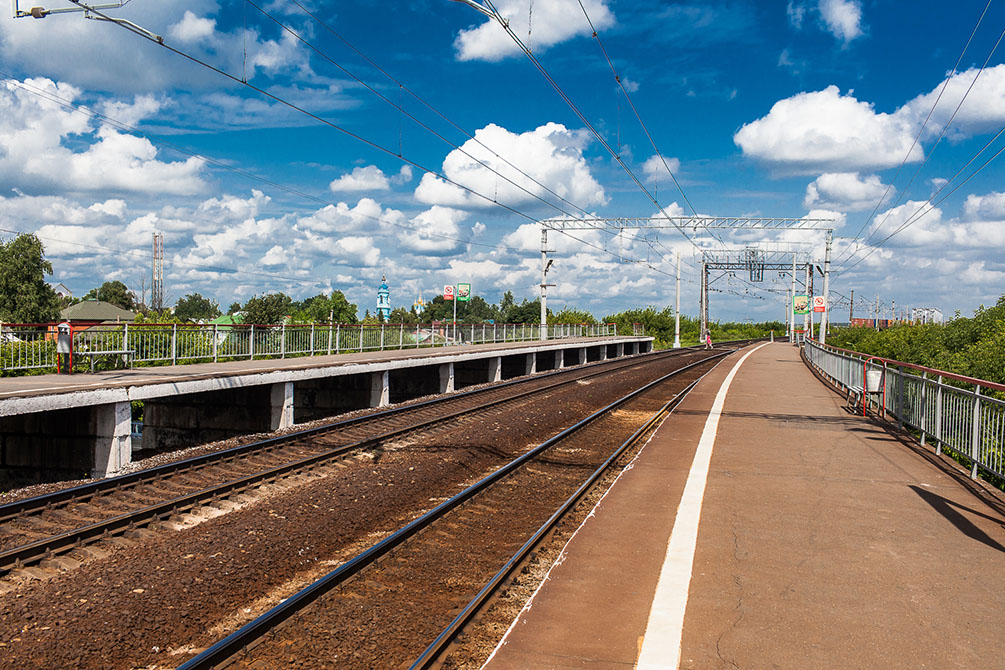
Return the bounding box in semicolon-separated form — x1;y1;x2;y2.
60;300;137;322
210;314;243;326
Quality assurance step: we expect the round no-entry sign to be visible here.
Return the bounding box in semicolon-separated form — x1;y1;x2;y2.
813;296;826;312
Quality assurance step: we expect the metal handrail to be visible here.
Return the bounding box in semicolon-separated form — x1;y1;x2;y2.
803;338;1005;482
1;321;635;375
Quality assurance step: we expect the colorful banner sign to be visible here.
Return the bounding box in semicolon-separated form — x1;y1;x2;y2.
793;294;809;315
457;283;471;301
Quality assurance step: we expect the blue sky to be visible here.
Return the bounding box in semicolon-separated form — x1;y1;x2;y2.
1;0;1003;323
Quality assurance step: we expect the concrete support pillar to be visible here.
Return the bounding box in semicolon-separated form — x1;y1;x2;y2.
555;349;564;369
616;343;625;358
525;352;537;376
370;370;390;407
579;347;587;365
92;401;131;478
439;362;455;394
598;346;608;361
270;381;294;431
489;356;502;383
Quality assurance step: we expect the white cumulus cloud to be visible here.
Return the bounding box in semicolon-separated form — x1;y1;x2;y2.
0;78;206;195
818;0;863;43
643;155;682;182
734;85;920;173
803;173;892;211
402;206;467;253
330;166;391;192
414;122;607;210
454;0;613;62
963;191;1005;220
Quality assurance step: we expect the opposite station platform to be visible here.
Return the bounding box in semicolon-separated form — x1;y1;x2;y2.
0;336;650;482
483;341;1005;670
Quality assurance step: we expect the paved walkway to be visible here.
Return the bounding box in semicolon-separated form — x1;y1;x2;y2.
484;342;1005;669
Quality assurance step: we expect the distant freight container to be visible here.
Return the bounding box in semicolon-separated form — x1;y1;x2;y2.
849;318;899;329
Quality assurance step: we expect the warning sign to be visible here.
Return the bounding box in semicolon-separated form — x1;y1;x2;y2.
443;285;455;300
813;296;826;313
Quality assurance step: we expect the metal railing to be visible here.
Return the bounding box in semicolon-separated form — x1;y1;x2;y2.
0;321;633;375
804;339;1005;482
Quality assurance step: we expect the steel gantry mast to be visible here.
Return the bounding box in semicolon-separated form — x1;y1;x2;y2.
538;216;833;342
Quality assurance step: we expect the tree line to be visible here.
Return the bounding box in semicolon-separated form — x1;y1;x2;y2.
825;295;1005;385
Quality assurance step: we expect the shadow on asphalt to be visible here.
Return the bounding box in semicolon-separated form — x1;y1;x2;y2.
909;484;1005;552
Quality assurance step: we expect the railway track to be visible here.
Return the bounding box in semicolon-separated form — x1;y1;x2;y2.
0;345;720;577
175;350;730;670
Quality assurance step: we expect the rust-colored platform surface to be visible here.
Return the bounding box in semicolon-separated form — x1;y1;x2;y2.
484;342;1005;669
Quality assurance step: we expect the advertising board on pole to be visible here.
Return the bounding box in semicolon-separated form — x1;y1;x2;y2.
793;294;809;315
457;283;471;302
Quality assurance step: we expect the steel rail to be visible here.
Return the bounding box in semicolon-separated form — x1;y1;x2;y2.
0;347;704;572
0;346;695;523
175;350;730;670
409;377;706;669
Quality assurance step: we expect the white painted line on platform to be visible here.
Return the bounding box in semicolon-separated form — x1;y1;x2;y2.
636;342;768;670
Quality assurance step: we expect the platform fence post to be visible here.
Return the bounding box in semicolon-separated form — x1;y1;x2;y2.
971;386;982;478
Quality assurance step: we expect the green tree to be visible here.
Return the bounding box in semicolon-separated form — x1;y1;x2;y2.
241;293;293;325
295;291;358;324
85;280;136;310
388;306;419;324
227;301;241;315
174;293;221;322
0;233;61;322
506;298;545;324
499;290;515;317
461;295;499;323
552;307;597;324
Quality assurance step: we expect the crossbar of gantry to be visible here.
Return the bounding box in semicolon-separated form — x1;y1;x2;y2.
540;216;833;231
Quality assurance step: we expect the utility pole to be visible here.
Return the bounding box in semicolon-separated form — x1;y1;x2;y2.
875;294;880;330
820;230;832;344
785;289;791;339
699;259;709;343
673;252;681;348
803;263;810;340
790;255;796;342
804;265;812;341
850;289;855;323
892;299;896;324
152;232;164;311
539;225;554;340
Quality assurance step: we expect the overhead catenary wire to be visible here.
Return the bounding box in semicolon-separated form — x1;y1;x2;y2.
475;0;705;251
570;0;695;215
838;0;994;257
837;122;1005;275
246;0;599;225
55;0;707;285
283;0;600;223
846;21;1005;261
0;73;537;257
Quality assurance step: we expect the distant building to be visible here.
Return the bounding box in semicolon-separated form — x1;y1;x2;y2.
376;275;391;320
60;299;136;323
49;282;72;298
912;307;943;324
